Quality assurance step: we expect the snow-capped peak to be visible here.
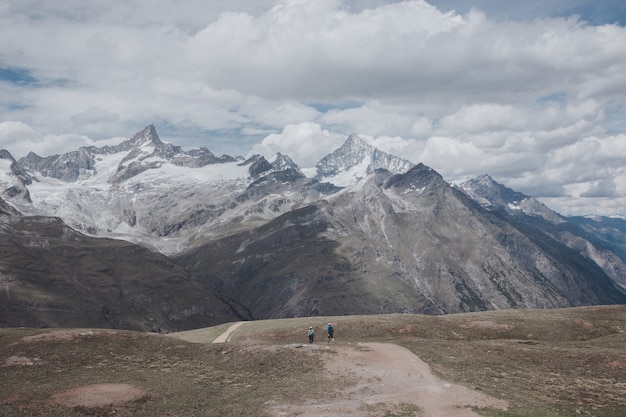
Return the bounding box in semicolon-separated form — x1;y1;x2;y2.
125;125;164;149
314;134;414;186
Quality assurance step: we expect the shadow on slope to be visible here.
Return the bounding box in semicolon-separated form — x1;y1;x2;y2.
0;216;249;331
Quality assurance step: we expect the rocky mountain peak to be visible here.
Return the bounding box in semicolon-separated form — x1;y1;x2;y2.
0;149;14;160
270;152;303;176
127;124;163;148
385;163;443;191
460;174;526;208
243;155;273;178
460;174;565;224
342;134;374;155
1;149;33;204
314;134;414;186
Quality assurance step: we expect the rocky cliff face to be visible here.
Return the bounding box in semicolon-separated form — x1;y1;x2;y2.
0;149;32;204
0;196;21;217
19;148;96;182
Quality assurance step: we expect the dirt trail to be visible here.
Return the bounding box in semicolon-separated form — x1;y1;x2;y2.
8;328;507;415
269;342;508;417
212;321;246;343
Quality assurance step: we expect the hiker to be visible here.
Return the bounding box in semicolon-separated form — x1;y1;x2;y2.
327;322;334;342
307;326;315;343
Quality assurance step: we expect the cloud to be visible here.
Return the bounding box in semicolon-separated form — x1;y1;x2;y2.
581;179;617;198
71;107;120;126
0;121;39;158
0;121;95;159
1;0;626;217
321;102;421;138
251;122;344;167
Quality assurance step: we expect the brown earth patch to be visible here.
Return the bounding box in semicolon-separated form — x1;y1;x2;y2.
3;355;44;367
458;321;514;331
574;319;593;329
49;383;151;408
268;342;508;416
608;356;626;369
17;329;111;344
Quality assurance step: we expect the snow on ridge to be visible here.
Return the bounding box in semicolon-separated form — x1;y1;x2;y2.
21;154;253;241
130;160;249;184
321;156;371;187
81;152;128;185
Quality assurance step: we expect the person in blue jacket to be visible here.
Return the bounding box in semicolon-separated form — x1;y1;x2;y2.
327;322;334;342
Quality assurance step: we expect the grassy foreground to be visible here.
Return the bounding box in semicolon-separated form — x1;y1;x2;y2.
1;305;625;416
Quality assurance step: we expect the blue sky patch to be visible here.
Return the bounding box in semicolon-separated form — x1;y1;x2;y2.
535;92;567;108
307;100;365;113
604;105;626;135
0;67;37;86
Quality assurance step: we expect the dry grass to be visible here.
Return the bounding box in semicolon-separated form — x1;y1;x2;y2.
1;305;625;416
0;328;340;416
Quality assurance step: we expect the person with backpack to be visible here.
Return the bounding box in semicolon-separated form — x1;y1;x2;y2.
327;322;334;342
307;326;315;343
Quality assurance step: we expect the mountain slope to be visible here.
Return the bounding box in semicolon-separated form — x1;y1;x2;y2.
569;215;626;263
460;174;626;292
0;212;249;331
458;174;566;224
179;164;625;319
0;149;32;204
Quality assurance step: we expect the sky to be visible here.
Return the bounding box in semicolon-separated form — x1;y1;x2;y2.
1;0;626;218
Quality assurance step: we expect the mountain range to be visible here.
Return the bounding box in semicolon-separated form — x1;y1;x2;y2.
1;125;625;331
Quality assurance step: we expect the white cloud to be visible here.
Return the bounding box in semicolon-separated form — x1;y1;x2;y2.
1;0;626;217
71;107;120;126
0;121;40;158
321;102;419;137
252;122;344;168
0;121;95;159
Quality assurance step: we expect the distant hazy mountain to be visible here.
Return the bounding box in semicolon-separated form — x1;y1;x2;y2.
314;134;414;186
1;125;625;329
569;216;626;262
459;174;626;292
458;174;566;224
